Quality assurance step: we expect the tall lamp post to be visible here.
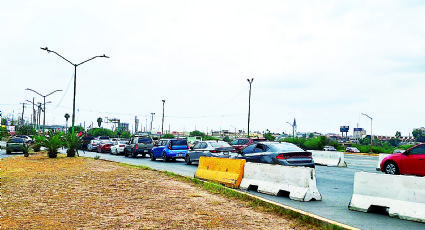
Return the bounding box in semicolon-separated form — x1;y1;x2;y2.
286;121;295;140
361;113;373;153
26;88;62;132
247;78;254;137
40;47;109;135
150;113;155;134
161;100;166;137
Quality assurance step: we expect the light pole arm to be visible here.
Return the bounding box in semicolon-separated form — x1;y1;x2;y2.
25;88;44;97
77;55;109;66
45;89;63;97
41;47;75;66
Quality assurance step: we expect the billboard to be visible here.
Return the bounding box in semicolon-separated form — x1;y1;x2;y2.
340;126;349;132
353;128;364;131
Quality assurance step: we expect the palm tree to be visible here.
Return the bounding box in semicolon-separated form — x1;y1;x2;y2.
97;117;103;127
64;113;70;133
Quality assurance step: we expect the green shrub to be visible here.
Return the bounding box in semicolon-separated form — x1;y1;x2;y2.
41;130;64;158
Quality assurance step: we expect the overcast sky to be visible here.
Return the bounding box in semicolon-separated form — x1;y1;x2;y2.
1;0;424;136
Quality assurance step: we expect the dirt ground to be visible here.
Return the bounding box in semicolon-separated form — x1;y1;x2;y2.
1;154;316;229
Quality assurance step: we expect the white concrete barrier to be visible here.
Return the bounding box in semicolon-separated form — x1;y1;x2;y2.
0;141;6;149
376;153;391;171
311;151;347;167
239;162;322;202
349;172;425;223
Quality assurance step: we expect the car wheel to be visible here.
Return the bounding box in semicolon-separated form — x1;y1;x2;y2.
142;153;146;158
185;155;192;165
6;150;11;154
132;151;138;158
384;161;399;175
150;152;156;161
162;152;169;162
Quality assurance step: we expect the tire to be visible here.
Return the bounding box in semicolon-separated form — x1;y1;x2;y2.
131;151;138;158
124;149;129;157
150;152;156;161
162;152;169;162
185;154;192;165
384;161;399;175
142;153;146;158
6;150;11;154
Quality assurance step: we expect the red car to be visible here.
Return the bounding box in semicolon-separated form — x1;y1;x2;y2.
97;141;113;153
230;138;266;152
380;143;425;176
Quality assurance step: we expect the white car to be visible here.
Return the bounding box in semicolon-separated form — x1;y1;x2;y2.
87;140;101;152
323;146;337;151
110;141;128;155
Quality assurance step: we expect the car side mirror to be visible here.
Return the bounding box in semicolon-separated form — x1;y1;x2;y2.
403;150;409;155
189;146;194;150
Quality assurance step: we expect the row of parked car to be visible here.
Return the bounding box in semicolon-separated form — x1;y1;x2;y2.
83;136;316;168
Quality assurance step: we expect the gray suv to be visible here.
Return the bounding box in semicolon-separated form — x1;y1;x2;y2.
124;136;154;158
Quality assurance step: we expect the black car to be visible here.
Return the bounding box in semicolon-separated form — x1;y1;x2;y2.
124;136;154;158
80;136;95;150
233;141;315;168
6;138;28;154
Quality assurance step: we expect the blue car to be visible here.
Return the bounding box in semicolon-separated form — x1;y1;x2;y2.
150;139;188;162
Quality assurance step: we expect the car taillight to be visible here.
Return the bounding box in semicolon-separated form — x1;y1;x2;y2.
276;154;286;159
210;150;218;153
232;150;237;153
168;142;172;150
120;145;124;147
135;145;138;150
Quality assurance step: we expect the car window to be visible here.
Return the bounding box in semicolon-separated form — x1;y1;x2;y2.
193;142;203;149
409;145;425;155
138;138;153;144
210;142;231;148
239;139;249;145
8;138;24;143
242;144;256;154
256;144;269;152
270;143;304;152
171;139;187;146
200;142;208;148
230;140;238;145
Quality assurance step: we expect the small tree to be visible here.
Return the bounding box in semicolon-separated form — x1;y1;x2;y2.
97;117;103;128
161;134;175;139
190;130;205;137
264;133;275;141
63;133;82;157
41;130;64;158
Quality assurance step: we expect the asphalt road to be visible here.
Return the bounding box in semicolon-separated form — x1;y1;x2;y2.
1;148;424;230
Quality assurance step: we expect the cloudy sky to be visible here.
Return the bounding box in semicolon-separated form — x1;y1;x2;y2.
1;0;424;136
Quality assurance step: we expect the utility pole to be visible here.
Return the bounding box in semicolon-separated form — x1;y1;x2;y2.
20;102;26;126
247;78;254;137
150;113;155;134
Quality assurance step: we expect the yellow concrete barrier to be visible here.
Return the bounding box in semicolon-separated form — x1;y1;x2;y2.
195;157;246;188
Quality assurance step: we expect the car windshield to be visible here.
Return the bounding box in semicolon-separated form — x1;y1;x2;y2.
269;142;305;152
99;136;109;140
210;142;232;148
138;138;152;144
171;139;187;146
8;138;24;143
119;141;127;144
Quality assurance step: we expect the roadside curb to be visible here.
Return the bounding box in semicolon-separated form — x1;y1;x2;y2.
234;188;360;230
343;152;379;157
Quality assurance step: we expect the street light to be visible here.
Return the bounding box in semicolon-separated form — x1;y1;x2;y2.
361;113;373;153
161;100;166;137
150;113;155;134
26;88;62;132
286;121;295;140
247;78;254;137
41;46;109;135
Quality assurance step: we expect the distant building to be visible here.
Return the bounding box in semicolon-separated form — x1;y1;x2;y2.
353;128;366;139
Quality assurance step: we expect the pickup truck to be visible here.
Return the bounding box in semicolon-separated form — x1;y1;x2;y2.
124;136;154;158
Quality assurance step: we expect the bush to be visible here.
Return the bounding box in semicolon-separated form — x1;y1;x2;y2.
63;133;83;157
41;131;64;158
161;134;175;138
